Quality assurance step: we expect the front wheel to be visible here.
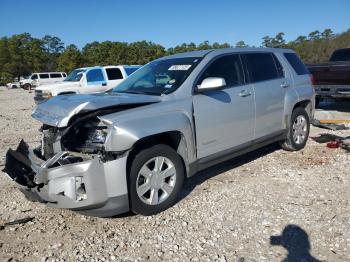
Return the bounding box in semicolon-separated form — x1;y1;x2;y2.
129;144;184;216
280;107;310;151
23;83;32;90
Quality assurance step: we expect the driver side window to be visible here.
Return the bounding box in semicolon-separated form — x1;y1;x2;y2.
86;69;105;84
198;54;244;88
31;74;38;80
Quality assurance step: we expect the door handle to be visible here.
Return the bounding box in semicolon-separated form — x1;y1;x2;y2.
238;90;252;97
280;82;289;88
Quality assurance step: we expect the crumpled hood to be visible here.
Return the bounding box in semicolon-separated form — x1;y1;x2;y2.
35;81;80;92
32;92;161;127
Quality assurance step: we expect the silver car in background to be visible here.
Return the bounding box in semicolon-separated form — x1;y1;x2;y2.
4;48;314;217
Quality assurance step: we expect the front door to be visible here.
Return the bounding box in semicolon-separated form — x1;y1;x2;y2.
193;54;255;159
82;68;108;93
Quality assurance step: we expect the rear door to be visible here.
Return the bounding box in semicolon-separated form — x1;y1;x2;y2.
242;52;287;139
193;54;255;159
105;67;124;89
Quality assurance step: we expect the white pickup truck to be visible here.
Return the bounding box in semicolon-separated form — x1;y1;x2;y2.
34;65;140;104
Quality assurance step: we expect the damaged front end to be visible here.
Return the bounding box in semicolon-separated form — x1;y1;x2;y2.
3;118;130;217
3;93;161;216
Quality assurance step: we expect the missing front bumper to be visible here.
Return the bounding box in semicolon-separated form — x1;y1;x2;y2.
3;140;130;216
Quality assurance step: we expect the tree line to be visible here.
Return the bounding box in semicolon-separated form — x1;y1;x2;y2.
0;28;349;84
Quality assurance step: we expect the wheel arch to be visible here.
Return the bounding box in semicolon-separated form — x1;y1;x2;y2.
284;98;313;130
126;131;190;178
293;99;313;119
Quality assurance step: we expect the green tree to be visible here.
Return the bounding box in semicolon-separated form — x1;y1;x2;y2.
6;33;33;78
262;36;273;47
235;40;248;48
321;29;334;39
0;37;11;77
27;38;47;72
42;35;64;71
308;30;321;40
271;32;286;48
57;44;82;73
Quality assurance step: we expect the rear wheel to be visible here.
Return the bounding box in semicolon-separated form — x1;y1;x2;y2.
129;144;184;216
280;107;310;151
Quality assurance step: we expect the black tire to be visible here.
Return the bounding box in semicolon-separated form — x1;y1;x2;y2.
280;107;310;151
23;83;32;90
128;144;184;216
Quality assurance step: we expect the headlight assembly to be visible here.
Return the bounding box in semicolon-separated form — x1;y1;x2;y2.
42;91;53;98
61;120;110;154
76;123;109;153
89;127;108;144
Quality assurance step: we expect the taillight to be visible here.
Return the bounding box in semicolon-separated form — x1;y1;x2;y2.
309;74;315;86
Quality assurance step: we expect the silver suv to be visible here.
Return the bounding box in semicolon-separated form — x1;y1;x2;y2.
4;48;314;217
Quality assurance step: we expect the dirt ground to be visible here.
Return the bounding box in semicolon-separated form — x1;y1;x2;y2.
0;88;349;262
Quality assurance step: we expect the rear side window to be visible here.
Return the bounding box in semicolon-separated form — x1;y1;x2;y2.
39;74;49;79
50;73;62;78
86;69;105;83
243;53;281;82
283;53;309;75
198;54;244;87
106;68;123;80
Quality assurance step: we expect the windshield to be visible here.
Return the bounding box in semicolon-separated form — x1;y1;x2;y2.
64;69;86;82
112;57;202;95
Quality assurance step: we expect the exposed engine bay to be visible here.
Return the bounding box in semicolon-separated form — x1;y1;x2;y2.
37;103;151;162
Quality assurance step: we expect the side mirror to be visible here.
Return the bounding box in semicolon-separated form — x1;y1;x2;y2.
197;77;226;92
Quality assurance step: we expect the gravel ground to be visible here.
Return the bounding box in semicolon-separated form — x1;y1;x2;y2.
0;87;349;262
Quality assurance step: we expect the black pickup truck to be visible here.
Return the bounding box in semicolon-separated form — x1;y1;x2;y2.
307;48;350;105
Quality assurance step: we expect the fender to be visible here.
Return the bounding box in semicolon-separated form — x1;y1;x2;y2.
101;104;196;164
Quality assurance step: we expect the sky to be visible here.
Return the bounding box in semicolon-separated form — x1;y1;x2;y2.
0;0;349;49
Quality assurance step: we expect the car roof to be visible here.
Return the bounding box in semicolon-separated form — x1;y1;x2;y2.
32;72;66;74
160;47;295;60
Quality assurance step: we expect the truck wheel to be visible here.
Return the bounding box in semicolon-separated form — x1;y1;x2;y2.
129;144;184;216
23;83;32;90
280;107;310;151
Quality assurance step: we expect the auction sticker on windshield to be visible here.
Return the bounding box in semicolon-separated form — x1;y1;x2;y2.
168;65;192;70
